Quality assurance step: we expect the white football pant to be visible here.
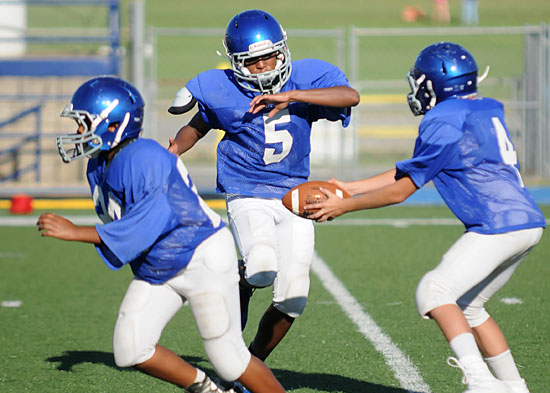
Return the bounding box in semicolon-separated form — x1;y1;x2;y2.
226;196;314;318
416;227;543;327
112;227;251;382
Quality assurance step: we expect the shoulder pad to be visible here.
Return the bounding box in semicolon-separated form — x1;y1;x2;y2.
168;86;197;115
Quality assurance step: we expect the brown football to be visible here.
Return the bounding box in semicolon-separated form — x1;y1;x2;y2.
281;180;351;219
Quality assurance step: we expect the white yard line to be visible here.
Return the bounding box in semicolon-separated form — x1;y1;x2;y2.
323;217;461;227
312;253;432;393
2;216;549;227
324;217;550;227
0;215;101;226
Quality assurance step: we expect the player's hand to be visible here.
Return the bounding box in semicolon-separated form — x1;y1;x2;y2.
167;137;179;155
36;213;78;241
328;177;354;196
248;92;291;117
305;187;349;223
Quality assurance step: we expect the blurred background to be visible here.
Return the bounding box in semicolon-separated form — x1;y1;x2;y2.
0;0;549;198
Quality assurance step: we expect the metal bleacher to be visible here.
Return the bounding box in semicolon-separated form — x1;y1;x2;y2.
0;0;121;191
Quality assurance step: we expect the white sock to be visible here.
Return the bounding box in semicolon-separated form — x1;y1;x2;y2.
485;349;522;381
194;368;206;383
449;332;482;360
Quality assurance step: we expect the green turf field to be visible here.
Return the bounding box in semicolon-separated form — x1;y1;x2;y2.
3;2;549;392
1;205;548;392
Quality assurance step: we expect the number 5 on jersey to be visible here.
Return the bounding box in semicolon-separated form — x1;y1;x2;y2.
263;109;293;165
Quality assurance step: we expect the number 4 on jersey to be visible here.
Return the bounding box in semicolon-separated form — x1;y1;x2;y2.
492;117;524;187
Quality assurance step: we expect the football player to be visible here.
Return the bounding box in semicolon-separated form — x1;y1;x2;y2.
168;9;360;362
37;76;286;393
307;42;545;393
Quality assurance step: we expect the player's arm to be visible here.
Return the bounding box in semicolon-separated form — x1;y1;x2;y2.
37;213;101;243
306;174;418;222
249;86;360;117
168;112;212;156
330;169;398;196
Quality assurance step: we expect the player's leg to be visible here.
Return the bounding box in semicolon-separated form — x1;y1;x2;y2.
249;204;314;360
227;196;279;288
417;228;543;392
113;279;215;390
416;230;529;392
237;355;285;393
459;227;543;393
237;258;255;330
227;196;279;330
248;304;295;361
182;227;286;393
134;345;202;388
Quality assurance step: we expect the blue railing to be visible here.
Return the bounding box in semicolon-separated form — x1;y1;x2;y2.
0;105;42;182
0;0;120;184
0;0;121;77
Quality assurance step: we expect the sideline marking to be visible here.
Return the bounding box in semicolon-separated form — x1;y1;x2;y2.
500;297;523;305
0;252;24;258
312;253;432;393
2;300;23;308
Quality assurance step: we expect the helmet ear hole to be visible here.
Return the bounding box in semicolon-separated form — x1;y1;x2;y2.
108;122;120;132
441;62;447;75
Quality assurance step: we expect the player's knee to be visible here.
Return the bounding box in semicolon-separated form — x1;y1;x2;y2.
245;244;278;288
273;273;309;318
204;336;251;381
190;290;251;380
189;292;230;340
460;302;490;328
415;270;456;318
113;316;155;367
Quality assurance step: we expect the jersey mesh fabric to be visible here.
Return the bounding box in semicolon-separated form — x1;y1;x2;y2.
87;139;225;283
187;58;352;198
396;98;545;234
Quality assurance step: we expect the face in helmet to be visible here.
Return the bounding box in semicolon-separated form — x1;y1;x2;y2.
57;77;145;162
406;42;478;116
223;9;292;94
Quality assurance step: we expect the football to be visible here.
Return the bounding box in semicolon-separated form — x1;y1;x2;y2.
281;180;351;218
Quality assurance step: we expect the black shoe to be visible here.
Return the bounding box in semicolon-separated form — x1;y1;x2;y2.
187;375;232;393
215;379;251;393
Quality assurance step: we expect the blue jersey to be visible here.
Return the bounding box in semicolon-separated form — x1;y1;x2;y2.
87;138;225;284
396;97;545;234
186;58;352;198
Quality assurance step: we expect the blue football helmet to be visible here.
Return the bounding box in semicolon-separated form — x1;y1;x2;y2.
57;76;144;162
223;9;291;94
407;42;478;116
